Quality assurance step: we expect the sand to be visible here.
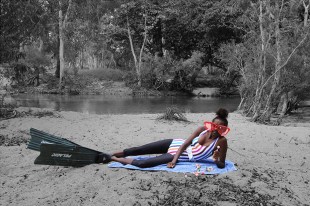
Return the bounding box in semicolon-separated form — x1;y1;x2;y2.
0;108;309;206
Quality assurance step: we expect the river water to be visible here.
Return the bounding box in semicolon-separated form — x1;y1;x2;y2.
12;94;240;114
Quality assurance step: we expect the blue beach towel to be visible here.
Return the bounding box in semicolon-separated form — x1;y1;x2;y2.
108;156;237;175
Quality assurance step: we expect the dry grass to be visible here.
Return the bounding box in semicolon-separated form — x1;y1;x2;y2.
157;106;189;122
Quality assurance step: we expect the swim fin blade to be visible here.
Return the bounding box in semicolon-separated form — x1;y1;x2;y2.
28;128;78;151
34;143;110;167
28;128;111;167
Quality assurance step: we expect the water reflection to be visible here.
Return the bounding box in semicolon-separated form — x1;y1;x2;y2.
12;94;240;114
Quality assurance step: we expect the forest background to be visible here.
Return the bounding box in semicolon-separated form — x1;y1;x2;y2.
1;0;310;124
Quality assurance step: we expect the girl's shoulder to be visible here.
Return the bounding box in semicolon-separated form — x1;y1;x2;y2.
217;136;228;145
197;126;206;132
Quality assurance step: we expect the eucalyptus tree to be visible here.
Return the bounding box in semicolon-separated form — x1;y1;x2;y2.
0;0;48;63
251;0;309;123
100;0;244;87
100;0;162;86
217;0;309;123
161;0;244;66
55;0;119;85
57;0;73;88
64;0;120;72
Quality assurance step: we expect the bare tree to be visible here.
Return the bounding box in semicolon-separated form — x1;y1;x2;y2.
303;0;310;27
127;12;147;87
58;0;72;89
233;0;310;123
251;0;270;120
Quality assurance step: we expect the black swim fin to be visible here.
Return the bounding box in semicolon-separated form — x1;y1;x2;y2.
28;128;111;167
27;128;79;151
34;143;111;167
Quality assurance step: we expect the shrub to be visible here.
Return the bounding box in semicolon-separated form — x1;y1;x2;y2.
0;92;17;119
157;106;189;122
136;53;195;92
78;68;125;81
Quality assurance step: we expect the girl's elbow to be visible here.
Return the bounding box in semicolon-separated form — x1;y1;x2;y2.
216;161;225;168
217;164;225;169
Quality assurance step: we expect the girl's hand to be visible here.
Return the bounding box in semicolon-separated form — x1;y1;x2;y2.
212;146;220;161
167;162;176;168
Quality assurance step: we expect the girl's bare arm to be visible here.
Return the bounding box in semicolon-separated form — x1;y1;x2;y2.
213;138;228;168
167;126;205;168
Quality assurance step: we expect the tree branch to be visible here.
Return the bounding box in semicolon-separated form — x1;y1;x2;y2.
138;13;147;73
303;0;307;8
127;16;138;65
261;31;309;90
303;0;310;27
279;0;285;18
63;0;73;27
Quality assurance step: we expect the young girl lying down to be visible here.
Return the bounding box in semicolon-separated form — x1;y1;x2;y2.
106;108;230;169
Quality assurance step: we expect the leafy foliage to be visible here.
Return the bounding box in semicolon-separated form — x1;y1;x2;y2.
78;68;124;82
2;0;310;122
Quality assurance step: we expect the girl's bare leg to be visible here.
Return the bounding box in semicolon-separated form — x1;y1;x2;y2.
111;156;134;165
112;151;124;157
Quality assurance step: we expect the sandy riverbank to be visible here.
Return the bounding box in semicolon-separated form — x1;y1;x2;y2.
0;108;309;205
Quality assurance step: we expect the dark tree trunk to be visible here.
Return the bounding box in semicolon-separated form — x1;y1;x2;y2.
55;23;60;78
156;18;163;57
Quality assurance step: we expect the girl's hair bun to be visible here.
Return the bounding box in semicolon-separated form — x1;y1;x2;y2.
216;108;228;119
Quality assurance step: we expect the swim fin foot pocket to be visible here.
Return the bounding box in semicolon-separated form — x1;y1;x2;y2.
95;153;112;164
28;128;110;167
